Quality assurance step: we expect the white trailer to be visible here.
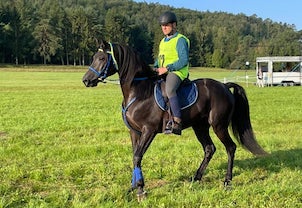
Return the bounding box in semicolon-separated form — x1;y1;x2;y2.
256;56;302;86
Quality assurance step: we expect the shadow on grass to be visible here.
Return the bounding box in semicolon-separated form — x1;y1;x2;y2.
176;148;302;183
137;149;302;193
234;148;302;172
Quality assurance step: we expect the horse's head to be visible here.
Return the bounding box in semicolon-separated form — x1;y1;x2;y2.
82;40;118;87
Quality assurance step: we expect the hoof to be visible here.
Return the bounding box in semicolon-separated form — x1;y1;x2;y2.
193;175;202;181
137;191;147;202
224;180;232;190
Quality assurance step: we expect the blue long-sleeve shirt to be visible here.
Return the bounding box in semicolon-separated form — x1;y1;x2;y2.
154;32;189;71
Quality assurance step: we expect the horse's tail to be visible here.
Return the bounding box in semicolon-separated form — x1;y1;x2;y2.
225;82;268;156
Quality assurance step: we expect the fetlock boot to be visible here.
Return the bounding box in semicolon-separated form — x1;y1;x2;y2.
172;117;182;135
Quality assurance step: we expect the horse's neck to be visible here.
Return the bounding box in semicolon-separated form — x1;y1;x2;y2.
115;53;136;102
115;45;152;103
120;84;130;99
119;78;135;104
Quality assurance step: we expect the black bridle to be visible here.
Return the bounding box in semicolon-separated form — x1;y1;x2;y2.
88;42;119;81
89;42;152;83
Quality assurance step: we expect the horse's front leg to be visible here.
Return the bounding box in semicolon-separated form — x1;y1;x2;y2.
130;128;156;201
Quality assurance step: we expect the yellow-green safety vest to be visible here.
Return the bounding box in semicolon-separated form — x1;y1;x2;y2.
158;33;190;80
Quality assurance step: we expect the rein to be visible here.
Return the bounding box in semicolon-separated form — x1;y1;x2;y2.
133;77;149;81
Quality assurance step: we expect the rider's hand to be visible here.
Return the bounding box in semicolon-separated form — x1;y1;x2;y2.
157;67;168;75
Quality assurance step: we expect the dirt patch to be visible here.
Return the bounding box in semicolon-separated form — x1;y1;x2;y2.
0;131;7;138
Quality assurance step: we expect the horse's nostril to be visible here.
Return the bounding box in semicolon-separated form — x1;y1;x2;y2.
83;79;89;86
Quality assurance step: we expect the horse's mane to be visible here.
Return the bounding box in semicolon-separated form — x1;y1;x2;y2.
114;44;158;100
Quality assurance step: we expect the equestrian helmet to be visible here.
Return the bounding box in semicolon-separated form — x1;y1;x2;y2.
158;11;177;25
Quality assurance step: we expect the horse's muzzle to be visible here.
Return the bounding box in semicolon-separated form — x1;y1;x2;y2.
82;78;98;87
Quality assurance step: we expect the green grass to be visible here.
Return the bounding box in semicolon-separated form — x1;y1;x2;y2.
0;66;302;207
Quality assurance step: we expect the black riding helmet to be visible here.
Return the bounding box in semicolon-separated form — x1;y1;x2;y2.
158;11;177;25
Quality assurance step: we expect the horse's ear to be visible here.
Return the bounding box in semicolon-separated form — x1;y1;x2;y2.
98;39;110;51
94;38;100;48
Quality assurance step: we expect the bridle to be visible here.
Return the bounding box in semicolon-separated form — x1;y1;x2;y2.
88;42;119;81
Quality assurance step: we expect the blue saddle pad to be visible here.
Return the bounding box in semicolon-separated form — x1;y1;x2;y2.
154;80;198;111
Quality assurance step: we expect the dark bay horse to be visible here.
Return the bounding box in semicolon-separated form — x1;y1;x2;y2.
82;40;267;200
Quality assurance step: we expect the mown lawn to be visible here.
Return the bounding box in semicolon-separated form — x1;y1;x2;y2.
0;66;301;207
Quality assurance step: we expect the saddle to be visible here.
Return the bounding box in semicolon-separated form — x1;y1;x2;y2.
154;79;198;132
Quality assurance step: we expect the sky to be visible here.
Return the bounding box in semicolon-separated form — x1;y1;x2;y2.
135;0;302;31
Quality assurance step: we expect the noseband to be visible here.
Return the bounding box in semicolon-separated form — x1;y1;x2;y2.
89;42;118;80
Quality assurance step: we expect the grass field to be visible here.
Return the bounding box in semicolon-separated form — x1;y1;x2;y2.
0;66;302;207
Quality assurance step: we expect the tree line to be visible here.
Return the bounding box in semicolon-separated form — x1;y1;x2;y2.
1;0;302;69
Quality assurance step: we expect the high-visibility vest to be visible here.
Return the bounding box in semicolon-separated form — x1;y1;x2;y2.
158;33;189;80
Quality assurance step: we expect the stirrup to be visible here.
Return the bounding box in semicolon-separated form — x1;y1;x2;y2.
164;120;173;134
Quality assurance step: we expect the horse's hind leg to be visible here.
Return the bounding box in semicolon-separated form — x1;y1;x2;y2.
212;126;236;186
192;123;216;181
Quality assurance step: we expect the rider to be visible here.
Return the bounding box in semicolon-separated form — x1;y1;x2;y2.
154;11;190;135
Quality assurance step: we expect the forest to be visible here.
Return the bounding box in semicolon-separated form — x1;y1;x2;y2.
1;0;302;69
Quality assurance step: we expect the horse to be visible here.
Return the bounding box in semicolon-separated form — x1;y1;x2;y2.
82;40;267;200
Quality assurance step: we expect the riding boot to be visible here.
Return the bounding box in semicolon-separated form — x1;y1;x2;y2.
169;96;182;135
172;117;182;135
